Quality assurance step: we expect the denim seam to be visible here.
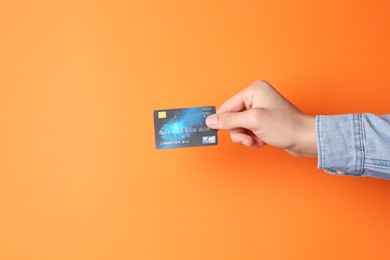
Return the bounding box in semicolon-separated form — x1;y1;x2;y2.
361;114;366;175
353;114;364;176
365;158;390;168
316;116;323;169
365;163;390;170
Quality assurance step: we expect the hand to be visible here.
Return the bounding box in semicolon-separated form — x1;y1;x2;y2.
205;80;318;157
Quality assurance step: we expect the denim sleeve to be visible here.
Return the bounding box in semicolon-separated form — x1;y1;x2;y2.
316;113;390;180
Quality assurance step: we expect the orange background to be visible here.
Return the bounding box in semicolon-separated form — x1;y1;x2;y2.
1;0;390;259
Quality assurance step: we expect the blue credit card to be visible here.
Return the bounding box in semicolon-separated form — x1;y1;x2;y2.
153;106;218;149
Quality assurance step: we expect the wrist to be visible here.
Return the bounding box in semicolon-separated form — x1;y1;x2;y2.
288;115;318;157
300;115;318;157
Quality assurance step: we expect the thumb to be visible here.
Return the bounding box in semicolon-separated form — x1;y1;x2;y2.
205;110;259;130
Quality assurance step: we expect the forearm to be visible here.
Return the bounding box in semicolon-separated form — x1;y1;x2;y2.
316;113;390;180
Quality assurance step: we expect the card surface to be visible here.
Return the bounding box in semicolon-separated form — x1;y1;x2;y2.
153;106;218;149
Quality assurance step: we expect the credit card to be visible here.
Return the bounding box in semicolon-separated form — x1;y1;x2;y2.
153;106;218;149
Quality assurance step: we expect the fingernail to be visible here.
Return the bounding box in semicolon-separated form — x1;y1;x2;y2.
205;114;218;127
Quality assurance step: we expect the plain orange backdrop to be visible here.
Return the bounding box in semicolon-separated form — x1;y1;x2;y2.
1;0;390;259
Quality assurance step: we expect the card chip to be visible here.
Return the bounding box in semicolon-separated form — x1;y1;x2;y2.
158;111;166;119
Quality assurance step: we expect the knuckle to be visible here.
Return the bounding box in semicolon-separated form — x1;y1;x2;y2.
251;79;272;91
217;113;230;127
253;79;265;85
216;113;225;125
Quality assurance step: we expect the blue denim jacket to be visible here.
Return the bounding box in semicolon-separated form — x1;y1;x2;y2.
316;114;390;180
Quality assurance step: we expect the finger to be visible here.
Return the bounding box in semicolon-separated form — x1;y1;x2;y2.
247;130;266;148
206;109;262;131
230;128;266;148
230;128;255;147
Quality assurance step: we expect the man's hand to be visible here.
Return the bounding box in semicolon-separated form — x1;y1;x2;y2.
205;80;318;157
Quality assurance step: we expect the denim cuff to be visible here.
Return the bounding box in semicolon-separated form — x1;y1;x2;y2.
316;114;365;177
